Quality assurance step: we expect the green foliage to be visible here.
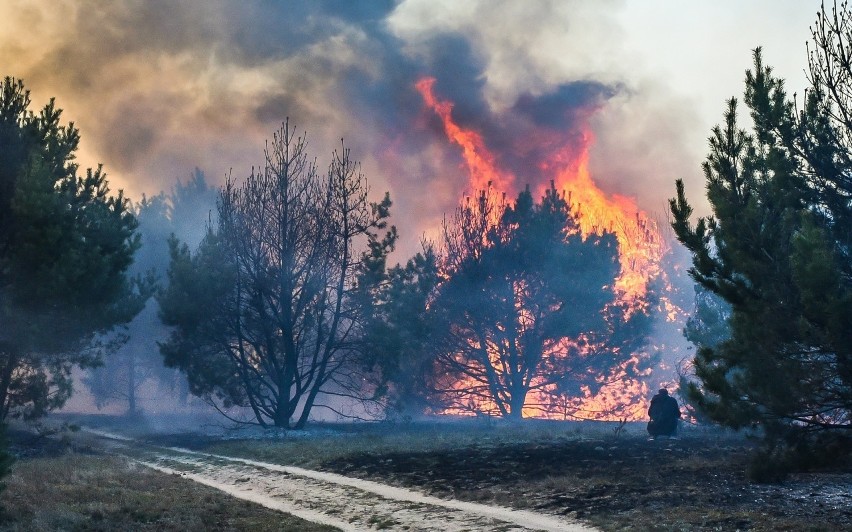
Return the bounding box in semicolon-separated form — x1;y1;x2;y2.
671;41;852;445
358;244;440;417
683;285;731;351
158;231;242;406
424;183;649;419
679;285;731;424
0;77;144;421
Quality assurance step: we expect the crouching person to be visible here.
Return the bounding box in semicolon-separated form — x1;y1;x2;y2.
647;388;680;439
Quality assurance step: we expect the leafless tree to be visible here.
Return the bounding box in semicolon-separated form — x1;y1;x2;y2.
160;120;392;428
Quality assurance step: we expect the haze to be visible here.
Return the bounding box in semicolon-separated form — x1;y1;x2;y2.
0;0;819;255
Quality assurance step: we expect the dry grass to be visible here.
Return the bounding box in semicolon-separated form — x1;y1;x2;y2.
0;453;337;531
194;422;849;532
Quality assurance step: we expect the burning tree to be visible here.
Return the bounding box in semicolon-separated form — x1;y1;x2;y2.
0;77;146;421
158;121;394;428
414;78;665;420
428;183;648;420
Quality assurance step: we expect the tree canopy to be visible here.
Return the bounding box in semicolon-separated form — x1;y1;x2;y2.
419;183;651;420
0;77;144;420
671;15;851;447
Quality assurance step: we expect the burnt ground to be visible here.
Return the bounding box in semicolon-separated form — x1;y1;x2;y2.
316;434;852;531
21;416;852;531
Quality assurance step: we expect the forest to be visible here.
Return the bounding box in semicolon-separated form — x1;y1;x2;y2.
0;1;849;530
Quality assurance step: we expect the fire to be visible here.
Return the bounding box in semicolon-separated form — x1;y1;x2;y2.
417;77;667;421
416;78;514;194
416;77;665;302
549;135;666;302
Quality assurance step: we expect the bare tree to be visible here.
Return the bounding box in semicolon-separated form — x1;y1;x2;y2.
805;1;852;260
159;120;393;428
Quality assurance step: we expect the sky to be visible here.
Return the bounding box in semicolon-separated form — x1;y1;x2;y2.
0;0;822;257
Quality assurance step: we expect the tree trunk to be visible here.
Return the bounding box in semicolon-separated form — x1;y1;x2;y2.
508;388;528;421
127;350;137;415
273;392;290;428
0;348;17;421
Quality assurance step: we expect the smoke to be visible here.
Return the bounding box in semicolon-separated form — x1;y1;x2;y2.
2;0;823;423
0;0;716;259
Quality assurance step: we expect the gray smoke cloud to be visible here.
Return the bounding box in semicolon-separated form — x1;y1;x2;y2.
0;0;721;257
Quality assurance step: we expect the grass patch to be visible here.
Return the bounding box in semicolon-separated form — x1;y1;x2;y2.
0;453;337;531
42;416;852;531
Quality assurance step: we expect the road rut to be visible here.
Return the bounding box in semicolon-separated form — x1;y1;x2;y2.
84;429;596;532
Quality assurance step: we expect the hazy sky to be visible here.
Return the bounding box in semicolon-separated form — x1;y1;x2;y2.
0;0;821;254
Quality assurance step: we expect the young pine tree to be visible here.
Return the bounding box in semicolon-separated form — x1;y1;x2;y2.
671;48;851;452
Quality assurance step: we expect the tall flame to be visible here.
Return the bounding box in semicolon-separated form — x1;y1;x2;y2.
415;78;514;194
416;77;665;302
548;134;665;301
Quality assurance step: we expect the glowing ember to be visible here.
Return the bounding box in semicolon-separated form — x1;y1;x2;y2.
417;78;667;421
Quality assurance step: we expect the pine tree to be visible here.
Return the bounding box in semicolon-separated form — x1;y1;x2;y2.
428;183;648;419
671;45;851;449
684;286;731;351
357;245;439;418
0;77;145;421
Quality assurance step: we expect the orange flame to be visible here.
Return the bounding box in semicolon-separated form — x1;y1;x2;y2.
417;77;667;420
416;77;514;194
548;133;665;302
416;77;664;303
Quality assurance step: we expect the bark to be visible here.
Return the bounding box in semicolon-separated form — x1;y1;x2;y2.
0;348;16;421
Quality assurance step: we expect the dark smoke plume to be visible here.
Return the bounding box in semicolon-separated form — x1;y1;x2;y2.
0;0;703;259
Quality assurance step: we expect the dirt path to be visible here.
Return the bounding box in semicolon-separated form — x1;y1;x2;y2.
83;429;596;532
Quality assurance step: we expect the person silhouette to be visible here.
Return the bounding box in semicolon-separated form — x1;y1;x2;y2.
647;388;680;439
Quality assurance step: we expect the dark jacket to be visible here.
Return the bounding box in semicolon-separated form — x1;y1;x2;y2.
647;392;680;436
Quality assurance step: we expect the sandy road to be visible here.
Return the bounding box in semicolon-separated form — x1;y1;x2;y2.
84;429;596;532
